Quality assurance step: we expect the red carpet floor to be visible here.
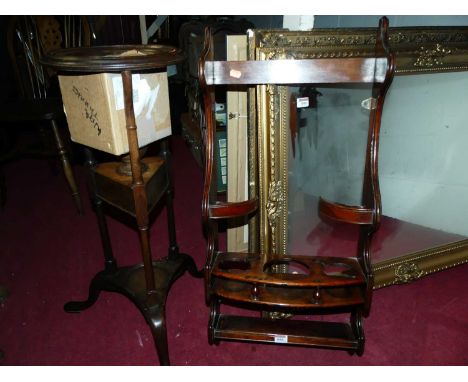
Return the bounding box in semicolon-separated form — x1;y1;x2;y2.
1;135;467;365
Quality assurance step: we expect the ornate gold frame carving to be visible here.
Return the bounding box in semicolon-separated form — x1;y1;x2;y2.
253;84;289;256
374;239;468;288
247;26;468;288
253;27;468;74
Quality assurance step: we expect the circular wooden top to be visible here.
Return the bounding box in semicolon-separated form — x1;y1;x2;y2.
41;44;184;72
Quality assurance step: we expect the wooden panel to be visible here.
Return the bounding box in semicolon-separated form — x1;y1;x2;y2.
227;35;249;253
212;279;365;309
94;157;168;216
214;315;359;349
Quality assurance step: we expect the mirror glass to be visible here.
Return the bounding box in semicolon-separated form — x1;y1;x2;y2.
287;72;468;262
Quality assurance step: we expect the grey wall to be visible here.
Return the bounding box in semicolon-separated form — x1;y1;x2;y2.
379;72;468;235
234;15;283;29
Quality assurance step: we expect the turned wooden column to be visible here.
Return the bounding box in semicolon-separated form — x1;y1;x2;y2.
121;70;156;296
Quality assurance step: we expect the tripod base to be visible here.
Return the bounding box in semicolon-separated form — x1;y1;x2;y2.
64;253;201;366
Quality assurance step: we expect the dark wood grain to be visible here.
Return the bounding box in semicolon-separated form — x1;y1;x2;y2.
318;197;374;225
212;252;365;288
214;315;359;349
93;157;168;216
121;70;156;295
204;57;388;85
212;281;365;309
41;44;184;72
209;199;258;219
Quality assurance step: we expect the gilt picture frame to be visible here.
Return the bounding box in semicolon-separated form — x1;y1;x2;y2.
246;26;468;288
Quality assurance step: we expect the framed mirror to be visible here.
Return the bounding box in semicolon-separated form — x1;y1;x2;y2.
238;25;468;288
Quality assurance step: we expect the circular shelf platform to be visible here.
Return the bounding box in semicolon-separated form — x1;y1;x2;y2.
41;44;184;72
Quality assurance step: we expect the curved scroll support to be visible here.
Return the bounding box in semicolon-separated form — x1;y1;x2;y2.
363;16;395;230
358;17;395;294
199;27;214;230
199;27;221;296
198;27;212;90
63;274;104;313
180;252;204;278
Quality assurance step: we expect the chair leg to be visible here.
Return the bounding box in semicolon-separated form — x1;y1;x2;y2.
50;119;83;215
38;126;59;176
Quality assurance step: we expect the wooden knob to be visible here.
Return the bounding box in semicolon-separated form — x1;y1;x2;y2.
312;287;322;305
250;284;260;301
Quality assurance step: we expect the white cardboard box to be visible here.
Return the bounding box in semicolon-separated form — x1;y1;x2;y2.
58;72;172;155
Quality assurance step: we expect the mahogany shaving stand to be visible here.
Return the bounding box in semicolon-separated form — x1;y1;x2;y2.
42;45;201;365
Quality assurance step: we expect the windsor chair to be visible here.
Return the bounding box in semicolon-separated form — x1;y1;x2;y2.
0;16;89;213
